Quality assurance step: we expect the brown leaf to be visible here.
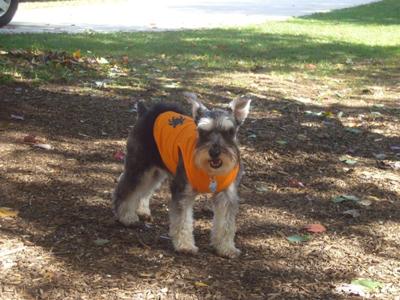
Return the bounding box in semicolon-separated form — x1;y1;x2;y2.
122;55;129;64
23;135;38;144
0;207;19;218
304;224;326;233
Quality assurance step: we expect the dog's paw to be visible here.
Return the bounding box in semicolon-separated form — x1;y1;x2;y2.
215;246;241;259
118;213;140;227
175;244;199;255
136;207;153;222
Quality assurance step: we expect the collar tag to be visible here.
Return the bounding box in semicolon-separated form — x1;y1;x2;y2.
209;179;217;193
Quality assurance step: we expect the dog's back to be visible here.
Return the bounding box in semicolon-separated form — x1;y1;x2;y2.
127;102;186;170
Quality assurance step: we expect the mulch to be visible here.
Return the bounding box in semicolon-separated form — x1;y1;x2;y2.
1;82;399;299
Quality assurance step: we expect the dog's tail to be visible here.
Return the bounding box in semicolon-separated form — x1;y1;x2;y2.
135;100;148;117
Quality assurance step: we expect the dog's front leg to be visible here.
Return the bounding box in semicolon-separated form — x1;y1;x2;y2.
168;155;198;254
211;183;241;258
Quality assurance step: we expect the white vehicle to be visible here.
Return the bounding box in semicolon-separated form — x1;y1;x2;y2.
0;0;18;27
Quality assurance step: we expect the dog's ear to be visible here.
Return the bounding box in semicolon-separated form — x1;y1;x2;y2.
229;96;252;125
183;92;208;120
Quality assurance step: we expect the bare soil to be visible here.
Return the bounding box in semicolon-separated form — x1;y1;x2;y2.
1;78;399;299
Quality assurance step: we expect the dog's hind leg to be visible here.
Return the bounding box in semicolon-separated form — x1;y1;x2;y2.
113;167;165;226
211;183;241;258
168;155;198;254
136;168;167;221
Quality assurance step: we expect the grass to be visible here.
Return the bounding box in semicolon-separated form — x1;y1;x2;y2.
0;0;399;89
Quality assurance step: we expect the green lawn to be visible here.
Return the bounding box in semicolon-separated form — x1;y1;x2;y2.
0;0;399;87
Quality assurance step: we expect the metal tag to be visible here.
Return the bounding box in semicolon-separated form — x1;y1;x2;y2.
209;179;217;193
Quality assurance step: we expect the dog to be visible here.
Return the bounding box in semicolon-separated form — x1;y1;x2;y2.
112;92;251;258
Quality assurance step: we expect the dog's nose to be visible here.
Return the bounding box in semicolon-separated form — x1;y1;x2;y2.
209;145;221;158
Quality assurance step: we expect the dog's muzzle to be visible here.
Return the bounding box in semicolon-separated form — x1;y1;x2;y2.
208;145;223;169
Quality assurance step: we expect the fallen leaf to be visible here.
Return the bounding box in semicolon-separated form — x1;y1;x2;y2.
34;143;53;150
304;224;326;233
288;178;305;188
305;63;317;70
390;145;400;152
370;111;382;117
122;55;129;64
323;111;334;118
96;57;109;64
255;184;269;193
333;194;360;203
351;279;384;291
72;49;81;59
138;272;154;278
23;135;38;144
11;114;24;121
0;207;19;218
163;82;180;89
287;234;310;243
276;140;288;146
304;110;323;117
366;195;382;202
358;199;372;207
372;104;385;109
194;281;209;287
114;150;125;161
335;283;367;297
95;80;108;88
345;58;353;64
339;155;358;165
391;161;400;170
94;239;110;246
343;209;361;218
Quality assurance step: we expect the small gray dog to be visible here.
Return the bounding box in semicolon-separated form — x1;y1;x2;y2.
112;93;251;258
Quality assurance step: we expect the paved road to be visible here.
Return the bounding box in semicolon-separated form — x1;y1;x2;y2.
1;0;378;33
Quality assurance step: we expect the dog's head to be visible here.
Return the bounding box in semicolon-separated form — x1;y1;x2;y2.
184;92;252;176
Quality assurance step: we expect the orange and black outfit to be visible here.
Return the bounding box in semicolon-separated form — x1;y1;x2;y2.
153;111;239;193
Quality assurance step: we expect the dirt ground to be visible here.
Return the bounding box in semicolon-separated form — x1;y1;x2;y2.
1;76;400;299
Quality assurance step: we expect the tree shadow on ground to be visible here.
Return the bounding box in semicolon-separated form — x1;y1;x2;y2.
1;81;399;298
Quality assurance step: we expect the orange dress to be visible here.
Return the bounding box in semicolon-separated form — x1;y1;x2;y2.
153;111;239;193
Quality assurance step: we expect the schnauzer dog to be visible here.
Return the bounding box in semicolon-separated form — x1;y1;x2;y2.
112;92;251;258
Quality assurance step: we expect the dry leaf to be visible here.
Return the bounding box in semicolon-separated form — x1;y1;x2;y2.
23;135;38;144
0;207;19;218
122;55;129;64
304;224;326;233
194;281;209;287
11;114;24;121
343;209;361;218
114;150;125;161
288;178;305;188
72;49;81;59
34;143;53;150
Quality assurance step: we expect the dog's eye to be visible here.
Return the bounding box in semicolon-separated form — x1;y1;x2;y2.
221;128;235;138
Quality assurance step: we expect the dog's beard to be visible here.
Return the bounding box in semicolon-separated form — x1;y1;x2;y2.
194;147;238;176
